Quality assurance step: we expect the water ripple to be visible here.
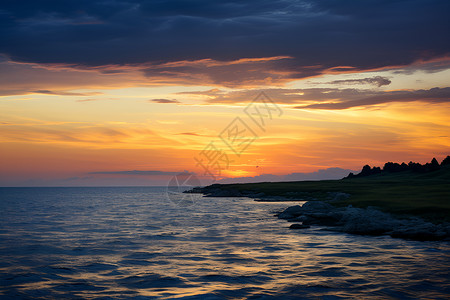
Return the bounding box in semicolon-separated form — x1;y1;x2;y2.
0;187;449;299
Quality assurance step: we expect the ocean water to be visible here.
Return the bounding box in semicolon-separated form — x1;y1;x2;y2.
0;187;449;299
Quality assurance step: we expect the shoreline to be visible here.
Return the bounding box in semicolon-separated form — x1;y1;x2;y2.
186;186;450;242
277;201;450;241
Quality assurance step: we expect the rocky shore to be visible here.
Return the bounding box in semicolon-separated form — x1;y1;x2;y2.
186;186;450;241
278;201;450;241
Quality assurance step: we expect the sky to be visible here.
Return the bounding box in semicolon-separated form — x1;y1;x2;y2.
0;0;449;186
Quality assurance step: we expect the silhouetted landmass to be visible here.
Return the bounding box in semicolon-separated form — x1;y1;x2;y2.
346;156;449;178
186;156;450;225
186;157;450;240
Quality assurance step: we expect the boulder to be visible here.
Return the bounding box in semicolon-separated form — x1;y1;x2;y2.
301;201;334;212
278;200;450;241
337;207;399;235
277;205;303;219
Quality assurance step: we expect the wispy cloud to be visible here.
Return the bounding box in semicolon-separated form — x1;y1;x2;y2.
142;56;300;88
295;87;450;110
150;98;180;104
176;132;213;137
324;76;391;87
75;97;119;103
176;86;450;109
178;132;200;136
0;57;145;97
1;53;449;97
76;98;99;102
0;123;183;147
31;90;103;96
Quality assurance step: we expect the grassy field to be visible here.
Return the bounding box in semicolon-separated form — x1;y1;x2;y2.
212;166;450;221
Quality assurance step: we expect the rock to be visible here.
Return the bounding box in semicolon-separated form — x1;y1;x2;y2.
289;224;311;229
278;200;450;241
277;205;303;219
279;202;339;225
337;207;399;235
301;201;334;212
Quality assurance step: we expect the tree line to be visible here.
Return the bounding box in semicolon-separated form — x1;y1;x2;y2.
346;156;450;178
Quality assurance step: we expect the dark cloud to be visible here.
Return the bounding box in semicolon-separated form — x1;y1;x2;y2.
391;59;450;75
142;56;311;87
179;86;450;109
295;87;450;110
0;57;139;96
325;76;391;87
177;87;372;104
0;0;448;80
150;98;180;104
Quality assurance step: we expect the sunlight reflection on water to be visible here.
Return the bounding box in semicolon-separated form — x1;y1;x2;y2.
0;187;449;299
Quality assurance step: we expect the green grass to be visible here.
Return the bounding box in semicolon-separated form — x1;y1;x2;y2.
213;166;450;221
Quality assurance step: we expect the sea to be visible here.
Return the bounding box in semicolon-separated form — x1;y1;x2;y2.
0;187;449;299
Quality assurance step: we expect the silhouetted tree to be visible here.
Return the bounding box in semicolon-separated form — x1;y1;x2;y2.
383;162;402;172
426;157;441;172
360;165;372;176
431;158;439;166
372;166;382;174
350;155;448;178
408;161;424;172
400;162;409;171
441;156;450;166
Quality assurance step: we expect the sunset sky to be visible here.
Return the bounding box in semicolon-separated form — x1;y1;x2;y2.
1;0;449;186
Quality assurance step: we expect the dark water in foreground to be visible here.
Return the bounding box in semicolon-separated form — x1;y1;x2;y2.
0;187;449;299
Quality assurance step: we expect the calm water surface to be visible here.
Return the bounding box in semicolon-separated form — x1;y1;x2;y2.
0;187;449;299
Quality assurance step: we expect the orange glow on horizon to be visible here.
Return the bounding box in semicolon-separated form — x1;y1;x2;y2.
1;56;450;186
